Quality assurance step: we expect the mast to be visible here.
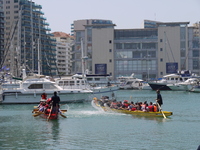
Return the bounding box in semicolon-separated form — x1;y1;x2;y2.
81;38;85;78
30;0;34;72
38;38;40;75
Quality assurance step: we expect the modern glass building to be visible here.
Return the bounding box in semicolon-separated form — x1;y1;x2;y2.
72;19;199;80
114;28;158;79
2;0;56;76
188;22;200;75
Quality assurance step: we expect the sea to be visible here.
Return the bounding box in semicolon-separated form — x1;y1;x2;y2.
0;90;200;150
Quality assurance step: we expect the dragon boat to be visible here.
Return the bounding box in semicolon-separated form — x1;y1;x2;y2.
93;98;173;117
32;106;67;120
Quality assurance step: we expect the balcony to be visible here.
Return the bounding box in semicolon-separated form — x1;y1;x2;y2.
47;33;54;36
22;7;31;11
33;4;42;9
40;16;46;20
33;10;44;15
22;12;31;17
22;18;31;22
43;22;49;26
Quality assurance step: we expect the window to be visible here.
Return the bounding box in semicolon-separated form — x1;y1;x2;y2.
109;40;112;43
160;39;162;42
28;84;43;89
193;59;199;69
109;49;112;52
14;5;18;8
193;50;199;57
160;58;163;62
160;48;163;51
109;59;112;62
6;6;10;9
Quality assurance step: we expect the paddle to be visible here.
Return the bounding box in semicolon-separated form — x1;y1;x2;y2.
32;108;67;113
156;102;166;119
32;111;44;117
47;106;53;121
60;113;67;118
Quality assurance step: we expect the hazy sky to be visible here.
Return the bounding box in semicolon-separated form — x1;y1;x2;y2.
33;0;200;34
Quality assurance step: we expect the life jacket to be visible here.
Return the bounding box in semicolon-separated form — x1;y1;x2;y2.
46;98;52;104
124;103;129;107
46;109;51;113
148;105;153;112
131;107;136;111
41;94;47;100
153;105;157;112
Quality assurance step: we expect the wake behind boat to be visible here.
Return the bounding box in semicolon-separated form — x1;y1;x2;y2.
92;97;173;117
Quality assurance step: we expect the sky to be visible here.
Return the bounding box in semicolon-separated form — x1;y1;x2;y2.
33;0;200;34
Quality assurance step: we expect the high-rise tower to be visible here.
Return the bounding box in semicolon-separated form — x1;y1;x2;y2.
2;0;56;76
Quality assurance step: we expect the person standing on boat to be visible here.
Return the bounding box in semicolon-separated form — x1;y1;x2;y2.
51;91;60;113
156;90;163;111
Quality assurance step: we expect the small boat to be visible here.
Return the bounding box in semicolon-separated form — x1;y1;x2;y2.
117;73;144;90
32;102;67;120
33;109;59;120
92;98;173;117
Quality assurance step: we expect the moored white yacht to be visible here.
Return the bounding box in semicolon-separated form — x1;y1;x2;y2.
55;74;119;100
167;78;199;91
117;73;145;90
148;70;195;90
0;69;93;104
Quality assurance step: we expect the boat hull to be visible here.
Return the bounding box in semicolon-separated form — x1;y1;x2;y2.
0;92;91;104
148;83;172;90
40;113;58;120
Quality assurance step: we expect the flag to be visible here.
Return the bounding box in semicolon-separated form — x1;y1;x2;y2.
1;66;6;70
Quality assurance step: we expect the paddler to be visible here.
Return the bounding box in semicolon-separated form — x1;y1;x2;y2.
156;90;163;111
41;92;47;100
51;91;60;113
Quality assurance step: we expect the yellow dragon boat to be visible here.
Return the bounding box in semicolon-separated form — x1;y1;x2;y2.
93;98;173;117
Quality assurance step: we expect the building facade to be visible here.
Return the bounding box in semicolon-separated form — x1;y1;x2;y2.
52;32;74;75
0;0;4;62
71;19;115;76
72;19;200;80
2;0;56;76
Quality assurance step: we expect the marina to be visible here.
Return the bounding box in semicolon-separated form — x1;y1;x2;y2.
0;90;200;150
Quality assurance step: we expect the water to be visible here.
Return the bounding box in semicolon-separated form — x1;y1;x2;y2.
0;90;200;150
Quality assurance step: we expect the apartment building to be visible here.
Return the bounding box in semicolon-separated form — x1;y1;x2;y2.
52;32;74;75
2;0;56;76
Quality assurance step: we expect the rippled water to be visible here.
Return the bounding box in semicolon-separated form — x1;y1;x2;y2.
0;90;200;150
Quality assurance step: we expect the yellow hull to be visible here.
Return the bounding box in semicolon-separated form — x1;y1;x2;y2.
94;101;173;117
